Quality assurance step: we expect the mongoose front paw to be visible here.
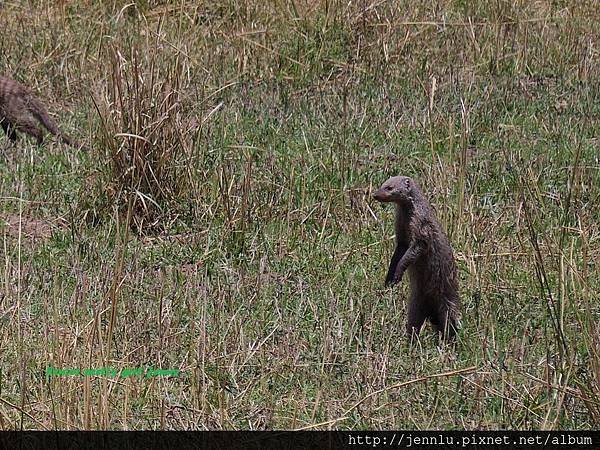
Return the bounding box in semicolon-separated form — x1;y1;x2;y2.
392;272;405;284
385;278;400;288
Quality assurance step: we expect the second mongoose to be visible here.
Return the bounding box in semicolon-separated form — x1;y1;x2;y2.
0;75;86;150
373;175;460;342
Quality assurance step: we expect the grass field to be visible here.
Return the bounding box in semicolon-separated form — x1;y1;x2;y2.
0;0;598;430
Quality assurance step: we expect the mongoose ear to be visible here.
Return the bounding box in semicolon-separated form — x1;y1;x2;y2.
404;178;410;188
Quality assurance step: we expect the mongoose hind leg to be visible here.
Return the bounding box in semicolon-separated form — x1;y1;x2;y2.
1;120;18;141
429;305;458;342
406;294;427;343
16;116;44;144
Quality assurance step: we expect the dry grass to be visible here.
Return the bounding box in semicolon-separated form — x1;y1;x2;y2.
0;0;598;430
91;43;194;231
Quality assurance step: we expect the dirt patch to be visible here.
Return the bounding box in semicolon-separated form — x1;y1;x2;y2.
1;214;63;241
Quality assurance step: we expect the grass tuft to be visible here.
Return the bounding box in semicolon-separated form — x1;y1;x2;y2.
92;41;193;232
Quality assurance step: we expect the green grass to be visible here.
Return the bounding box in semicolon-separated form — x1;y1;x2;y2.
0;0;598;430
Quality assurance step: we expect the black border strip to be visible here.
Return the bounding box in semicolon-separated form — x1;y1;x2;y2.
0;431;596;450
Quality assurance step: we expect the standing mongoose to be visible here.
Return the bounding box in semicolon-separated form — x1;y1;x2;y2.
373;175;460;342
0;75;86;150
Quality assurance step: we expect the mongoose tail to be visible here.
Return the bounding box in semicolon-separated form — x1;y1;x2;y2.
373;175;460;342
29;96;88;151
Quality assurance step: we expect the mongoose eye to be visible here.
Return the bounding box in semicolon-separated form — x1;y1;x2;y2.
386;186;393;191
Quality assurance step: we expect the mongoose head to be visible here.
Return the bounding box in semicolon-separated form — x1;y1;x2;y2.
372;175;416;205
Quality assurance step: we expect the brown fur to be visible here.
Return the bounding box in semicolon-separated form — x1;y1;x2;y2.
0;76;86;150
373;175;460;342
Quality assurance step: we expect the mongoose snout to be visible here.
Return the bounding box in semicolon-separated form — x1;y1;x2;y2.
372;188;389;202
